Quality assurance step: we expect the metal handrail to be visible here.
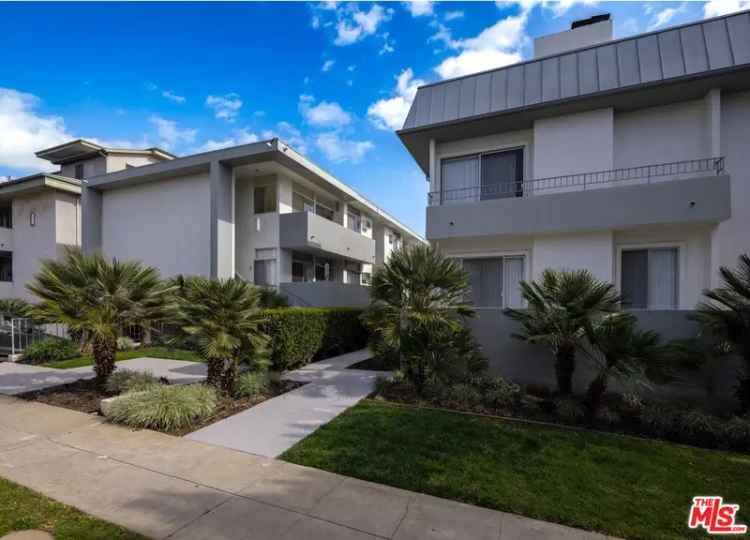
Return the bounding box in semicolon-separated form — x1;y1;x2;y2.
429;156;725;205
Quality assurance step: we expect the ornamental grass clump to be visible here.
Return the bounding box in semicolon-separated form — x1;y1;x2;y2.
234;371;272;398
105;369;160;395
107;384;217;432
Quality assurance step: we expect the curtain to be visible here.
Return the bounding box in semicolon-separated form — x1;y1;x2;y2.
482;150;522;200
503;257;525;308
621;250;648;309
648;248;678;309
441;156;480;204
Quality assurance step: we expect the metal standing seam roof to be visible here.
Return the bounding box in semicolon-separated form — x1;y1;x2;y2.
400;10;750;132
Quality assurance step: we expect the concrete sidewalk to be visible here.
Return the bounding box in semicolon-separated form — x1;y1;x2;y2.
0;396;614;540
0;357;206;395
187;349;382;457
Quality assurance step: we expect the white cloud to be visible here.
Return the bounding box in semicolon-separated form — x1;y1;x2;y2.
496;0;597;17
403;1;433;17
435;14;527;79
315;132;374;163
347;64;356;72
429;21;460;50
194;129;259;153
322;59;336;72
647;3;687;31
704;0;750;17
262;121;309;154
444;10;464;21
144;82;158;92
298;94;351;128
149;116;197;149
367;68;425;131
380;32;396;54
312;15;321;29
205;93;243;122
334;4;392;46
161;90;186;104
0;87;73;172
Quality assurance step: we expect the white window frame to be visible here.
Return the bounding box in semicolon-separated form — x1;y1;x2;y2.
615;242;685;311
450;250;531;309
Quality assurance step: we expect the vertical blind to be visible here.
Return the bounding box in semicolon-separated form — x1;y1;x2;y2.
441;156;480;204
463;256;525;308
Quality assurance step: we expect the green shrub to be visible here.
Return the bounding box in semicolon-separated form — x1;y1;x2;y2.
555;398;585;422
721;416;750;451
675;409;721;447
263;307;368;370
234;371;272;398
447;383;482;408
105;369;160;395
22;339;78;365
107;384;217;432
617;392;644;420
640;403;679;437
482;377;522;410
596;406;622;425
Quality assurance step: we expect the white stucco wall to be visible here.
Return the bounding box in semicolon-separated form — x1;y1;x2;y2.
532;231;614;282
101;173;211;278
614;99;709;169
533;108;614;180
11;191;59;300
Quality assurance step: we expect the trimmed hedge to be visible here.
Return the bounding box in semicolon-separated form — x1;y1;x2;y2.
263;307;368;370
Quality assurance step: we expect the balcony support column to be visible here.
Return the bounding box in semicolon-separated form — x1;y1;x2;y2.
209;161;235;279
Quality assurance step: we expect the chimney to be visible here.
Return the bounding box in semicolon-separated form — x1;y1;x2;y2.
534;13;613;58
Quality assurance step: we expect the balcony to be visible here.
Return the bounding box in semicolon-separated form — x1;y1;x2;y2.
279;211;375;264
427;157;731;240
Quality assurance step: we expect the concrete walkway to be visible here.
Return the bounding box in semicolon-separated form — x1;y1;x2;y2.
0;396;614;540
0;358;206;395
187;349;381;457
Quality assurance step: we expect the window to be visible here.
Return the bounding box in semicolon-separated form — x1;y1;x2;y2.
361;272;372;286
29;211;36;227
253;259;275;286
0;203;11;229
74;163;85;180
347;207;361;233
315;202;334;221
440;148;523;204
621;248;678;309
344;261;361;284
292;252;314;282
462;256;525;308
253;185;276;214
389;232;402;251
0;251;11;282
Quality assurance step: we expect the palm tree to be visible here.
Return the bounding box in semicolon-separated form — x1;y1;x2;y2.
582;312;667;416
175;277;269;393
504;269;621;395
692;254;750;412
27;248;174;386
0;298;32;319
363;244;475;394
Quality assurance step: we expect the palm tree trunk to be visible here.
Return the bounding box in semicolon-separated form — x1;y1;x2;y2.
92;336;116;387
585;372;608;416
206;358;223;390
555;343;576;395
220;359;238;395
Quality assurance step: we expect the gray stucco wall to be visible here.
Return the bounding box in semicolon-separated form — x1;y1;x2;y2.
467;309;740;411
279;281;370;308
427;174;730;240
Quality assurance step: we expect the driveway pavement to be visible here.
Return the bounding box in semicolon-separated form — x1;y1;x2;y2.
0;396;615;539
0;357;206;395
187;349;381;457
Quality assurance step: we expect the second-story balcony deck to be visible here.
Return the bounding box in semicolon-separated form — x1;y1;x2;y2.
426;157;730;240
279;211;376;264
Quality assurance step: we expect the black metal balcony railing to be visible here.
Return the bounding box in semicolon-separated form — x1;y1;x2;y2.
428;157;725;206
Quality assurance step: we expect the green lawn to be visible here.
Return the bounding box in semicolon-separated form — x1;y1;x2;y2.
42;347;202;369
0;477;145;539
282;400;750;540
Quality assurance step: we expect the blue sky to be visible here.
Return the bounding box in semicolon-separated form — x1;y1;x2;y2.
0;0;745;235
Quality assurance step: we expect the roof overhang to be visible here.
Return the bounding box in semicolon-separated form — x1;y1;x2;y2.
0;174;81;200
398;66;750;174
35;139;176;165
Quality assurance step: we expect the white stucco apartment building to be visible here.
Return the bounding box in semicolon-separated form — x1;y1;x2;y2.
0;140;173;301
73;138;424;307
397;12;750;393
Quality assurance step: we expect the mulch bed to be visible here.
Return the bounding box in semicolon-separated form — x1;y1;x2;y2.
18;377;306;436
19;377;112;414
